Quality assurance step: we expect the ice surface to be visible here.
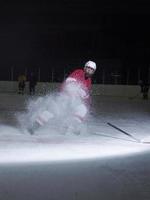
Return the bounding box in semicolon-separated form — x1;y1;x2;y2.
0;93;150;163
0;93;150;199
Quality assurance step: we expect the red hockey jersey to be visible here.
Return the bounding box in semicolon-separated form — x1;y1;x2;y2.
61;69;92;105
67;69;91;90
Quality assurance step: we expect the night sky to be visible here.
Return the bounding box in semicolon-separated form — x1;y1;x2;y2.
0;1;150;82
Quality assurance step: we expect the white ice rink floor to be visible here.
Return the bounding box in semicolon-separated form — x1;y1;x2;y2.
0;93;150;200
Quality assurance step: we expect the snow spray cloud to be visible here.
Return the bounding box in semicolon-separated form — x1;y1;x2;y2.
18;83;89;135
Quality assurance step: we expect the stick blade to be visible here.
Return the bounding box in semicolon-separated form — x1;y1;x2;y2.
140;136;150;144
142;142;150;144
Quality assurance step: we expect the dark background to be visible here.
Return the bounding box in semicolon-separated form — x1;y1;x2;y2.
0;1;150;84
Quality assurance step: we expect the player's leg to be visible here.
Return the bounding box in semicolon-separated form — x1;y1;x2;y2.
28;110;54;134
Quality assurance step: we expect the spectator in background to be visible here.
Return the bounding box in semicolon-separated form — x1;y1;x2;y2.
139;80;149;100
142;83;149;100
29;72;37;95
18;74;26;95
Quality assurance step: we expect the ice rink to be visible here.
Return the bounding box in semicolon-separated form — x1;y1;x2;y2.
0;93;150;200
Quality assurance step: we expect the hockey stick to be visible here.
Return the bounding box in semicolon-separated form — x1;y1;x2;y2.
107;122;141;143
93;132;138;143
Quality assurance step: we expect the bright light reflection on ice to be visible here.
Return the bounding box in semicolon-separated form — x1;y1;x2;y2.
0;126;149;164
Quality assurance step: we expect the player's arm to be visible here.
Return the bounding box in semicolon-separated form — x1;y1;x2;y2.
65;69;82;82
64;70;88;99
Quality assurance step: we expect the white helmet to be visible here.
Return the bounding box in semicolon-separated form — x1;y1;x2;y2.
84;60;96;71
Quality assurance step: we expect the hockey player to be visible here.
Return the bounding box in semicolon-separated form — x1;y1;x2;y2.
60;60;96;134
28;61;96;134
61;60;96;121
